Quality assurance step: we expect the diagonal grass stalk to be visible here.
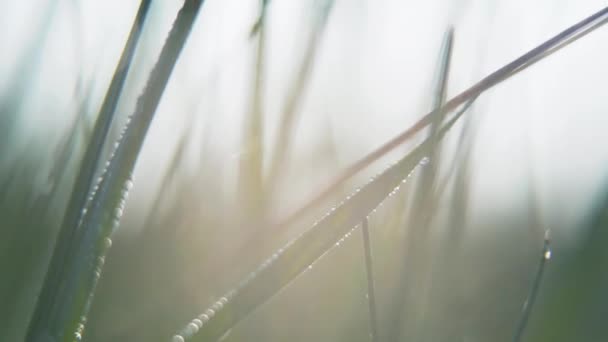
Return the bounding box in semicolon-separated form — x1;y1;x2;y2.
175;6;608;341
175;99;472;342
269;6;608;233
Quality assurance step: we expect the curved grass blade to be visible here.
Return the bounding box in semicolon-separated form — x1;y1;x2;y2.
25;1;203;341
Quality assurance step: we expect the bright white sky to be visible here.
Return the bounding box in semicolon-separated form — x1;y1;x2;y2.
2;0;608;235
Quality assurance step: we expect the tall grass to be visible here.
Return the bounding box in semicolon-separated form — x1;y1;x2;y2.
25;1;202;340
2;2;608;342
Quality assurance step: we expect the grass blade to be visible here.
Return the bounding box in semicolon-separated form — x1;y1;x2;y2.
173;99;470;342
25;1;203;341
25;1;152;340
270;6;608;233
361;217;379;342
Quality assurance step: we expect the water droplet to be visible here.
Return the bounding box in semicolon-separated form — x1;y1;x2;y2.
420;157;430;165
192;318;203;328
205;308;215;317
104;238;112;249
308;265;313;270
74;332;82;341
544;250;552;260
219;297;228;305
187;322;199;334
172;335;185;342
198;314;210;322
212;301;223;311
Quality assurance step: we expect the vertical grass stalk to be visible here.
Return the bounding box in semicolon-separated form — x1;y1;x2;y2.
25;1;203;341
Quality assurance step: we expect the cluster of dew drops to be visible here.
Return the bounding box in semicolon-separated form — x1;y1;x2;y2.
73;116;136;342
172;155;430;341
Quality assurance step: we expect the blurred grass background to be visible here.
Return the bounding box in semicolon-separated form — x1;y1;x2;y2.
1;0;608;341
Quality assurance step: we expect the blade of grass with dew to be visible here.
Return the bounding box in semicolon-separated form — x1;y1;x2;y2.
25;1;152;340
25;1;203;341
528;182;608;341
265;5;608;236
511;139;552;342
177;6;608;340
173;100;470;342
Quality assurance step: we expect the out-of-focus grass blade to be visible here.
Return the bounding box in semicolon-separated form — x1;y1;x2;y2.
265;0;334;197
511;163;551;342
386;27;454;342
238;0;270;226
0;0;59;161
25;1;152;340
25;1;203;341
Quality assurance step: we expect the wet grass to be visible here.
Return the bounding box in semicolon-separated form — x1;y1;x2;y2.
1;2;608;342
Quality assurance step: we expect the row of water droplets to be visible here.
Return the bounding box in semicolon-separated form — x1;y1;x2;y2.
71;115;135;341
172;152;430;341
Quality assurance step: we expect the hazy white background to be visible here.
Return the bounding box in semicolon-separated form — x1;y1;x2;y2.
2;0;607;236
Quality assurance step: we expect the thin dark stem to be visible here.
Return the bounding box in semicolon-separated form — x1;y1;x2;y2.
512;232;551;342
361;218;379;342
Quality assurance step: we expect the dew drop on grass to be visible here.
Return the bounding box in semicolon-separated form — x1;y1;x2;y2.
104;237;112;249
544;249;552;260
192;318;203;328
212;301;223;311
172;335;185;342
187;322;199;334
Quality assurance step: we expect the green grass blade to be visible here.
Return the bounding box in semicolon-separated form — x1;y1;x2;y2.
25;1;152;340
25;1;203;341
